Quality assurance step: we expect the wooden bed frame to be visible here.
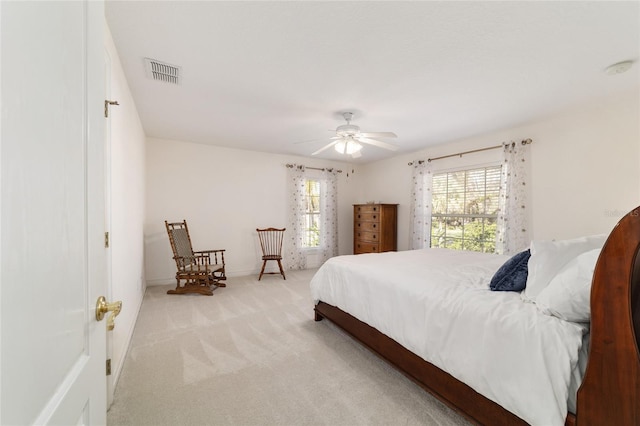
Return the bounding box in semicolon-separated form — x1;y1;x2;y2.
314;207;640;425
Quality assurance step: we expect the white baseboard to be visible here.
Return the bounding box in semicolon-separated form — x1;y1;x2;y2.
108;285;145;409
146;277;174;286
146;267;268;286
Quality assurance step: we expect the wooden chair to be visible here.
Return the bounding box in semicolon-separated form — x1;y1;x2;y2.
256;228;286;280
165;220;226;296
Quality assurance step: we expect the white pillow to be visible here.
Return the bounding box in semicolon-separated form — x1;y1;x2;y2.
535;248;601;322
521;234;606;302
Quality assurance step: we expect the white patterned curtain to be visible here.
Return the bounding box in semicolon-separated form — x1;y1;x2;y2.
319;169;339;263
409;160;434;250
286;165;307;270
496;141;531;255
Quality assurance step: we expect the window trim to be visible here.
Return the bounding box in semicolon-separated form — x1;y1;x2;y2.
431;160;502;175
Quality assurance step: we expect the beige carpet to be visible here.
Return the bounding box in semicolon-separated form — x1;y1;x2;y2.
107;269;470;426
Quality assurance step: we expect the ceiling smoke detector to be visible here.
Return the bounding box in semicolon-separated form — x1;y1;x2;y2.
604;60;634;75
144;58;181;85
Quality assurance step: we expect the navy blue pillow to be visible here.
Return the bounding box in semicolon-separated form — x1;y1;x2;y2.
489;249;531;292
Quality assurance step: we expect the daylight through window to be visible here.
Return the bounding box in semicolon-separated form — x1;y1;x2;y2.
303;179;321;248
431;165;501;253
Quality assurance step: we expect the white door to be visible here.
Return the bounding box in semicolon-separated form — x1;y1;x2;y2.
104;48;116;408
1;1;109;425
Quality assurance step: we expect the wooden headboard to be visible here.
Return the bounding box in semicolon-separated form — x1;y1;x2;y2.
577;206;640;425
632;244;640;356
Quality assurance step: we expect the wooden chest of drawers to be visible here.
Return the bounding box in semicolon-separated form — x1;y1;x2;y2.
353;204;398;254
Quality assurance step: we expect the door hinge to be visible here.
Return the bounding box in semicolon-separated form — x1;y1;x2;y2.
104;100;119;118
105;232;110;248
106;358;112;376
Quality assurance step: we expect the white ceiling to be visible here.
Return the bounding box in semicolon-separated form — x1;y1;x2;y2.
105;1;640;164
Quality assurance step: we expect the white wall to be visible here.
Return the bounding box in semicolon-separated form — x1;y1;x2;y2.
527;92;639;239
105;25;146;389
145;138;360;284
360;90;640;249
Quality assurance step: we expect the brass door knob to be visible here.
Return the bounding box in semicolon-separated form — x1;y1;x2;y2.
96;296;122;331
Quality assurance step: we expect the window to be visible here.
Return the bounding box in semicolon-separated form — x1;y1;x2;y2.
431;165;501;253
303;179;321;248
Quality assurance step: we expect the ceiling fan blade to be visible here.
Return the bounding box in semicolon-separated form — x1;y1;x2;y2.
357;137;399;151
359;132;397;138
329;136;341;140
312;140;340;155
351;151;362;159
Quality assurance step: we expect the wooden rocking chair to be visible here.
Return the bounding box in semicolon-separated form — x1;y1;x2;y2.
165;220;226;296
256;227;286;280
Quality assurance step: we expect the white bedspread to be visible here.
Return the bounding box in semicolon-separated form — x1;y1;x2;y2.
310;249;588;426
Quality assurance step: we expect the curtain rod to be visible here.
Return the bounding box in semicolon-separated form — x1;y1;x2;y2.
408;138;532;166
286;163;342;173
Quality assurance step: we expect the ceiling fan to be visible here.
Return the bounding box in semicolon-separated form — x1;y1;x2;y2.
312;112;398;158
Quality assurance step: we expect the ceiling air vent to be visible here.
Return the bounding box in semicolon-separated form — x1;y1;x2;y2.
144;58;181;85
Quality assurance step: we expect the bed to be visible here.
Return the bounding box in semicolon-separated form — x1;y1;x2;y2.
311;207;640;426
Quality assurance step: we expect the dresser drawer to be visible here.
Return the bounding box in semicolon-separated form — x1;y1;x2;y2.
354;212;380;222
354;242;379;254
355;205;380;214
355;231;378;242
355;221;378;232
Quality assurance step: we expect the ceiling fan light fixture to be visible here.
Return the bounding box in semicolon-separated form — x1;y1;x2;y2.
335;140;363;155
